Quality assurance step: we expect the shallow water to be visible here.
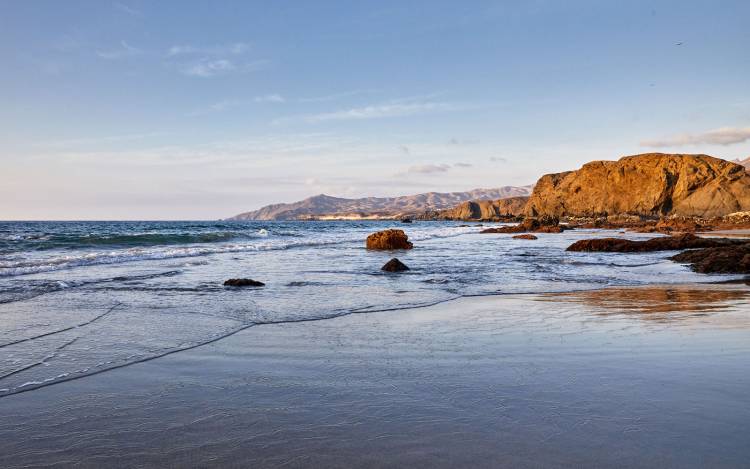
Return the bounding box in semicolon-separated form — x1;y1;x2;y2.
0;285;748;468
0;220;743;397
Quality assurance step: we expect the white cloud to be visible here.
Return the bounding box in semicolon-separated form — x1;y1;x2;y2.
96;40;141;59
641;126;750;147
454;162;473;168
254;94;285;103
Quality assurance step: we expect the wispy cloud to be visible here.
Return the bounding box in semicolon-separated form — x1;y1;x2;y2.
113;2;142;16
187;100;242;117
166;43;250;57
406;164;452;174
96;40;141;59
254;94;285;103
182;59;235;77
298;89;378;103
276;100;460;125
180;59;267;77
401;162;473;175
33;132;166;148
641;126;750;147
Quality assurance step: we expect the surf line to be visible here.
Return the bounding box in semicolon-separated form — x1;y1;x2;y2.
0;297;464;399
0;302;122;350
0;337;80;382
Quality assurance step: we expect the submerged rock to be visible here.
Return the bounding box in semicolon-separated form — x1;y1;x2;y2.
381;258;410;272
224;278;265;287
366;229;413;250
670;244;750;274
566;233;743;253
513;234;538;240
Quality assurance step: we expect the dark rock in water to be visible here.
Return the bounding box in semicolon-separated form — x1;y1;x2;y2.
481;215;566;234
401;218;413;223
566;233;744;253
366;229;414;250
670;243;750;273
382;258;410;272
513;234;538;240
224;278;265;287
481;226;523;234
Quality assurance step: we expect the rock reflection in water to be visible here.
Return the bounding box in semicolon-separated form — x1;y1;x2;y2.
539;284;750;322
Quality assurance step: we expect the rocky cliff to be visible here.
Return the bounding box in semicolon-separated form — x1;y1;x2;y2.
416;196;529;220
525;153;750;218
229;187;532;220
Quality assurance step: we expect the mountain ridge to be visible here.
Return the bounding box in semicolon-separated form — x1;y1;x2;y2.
228;186;533;220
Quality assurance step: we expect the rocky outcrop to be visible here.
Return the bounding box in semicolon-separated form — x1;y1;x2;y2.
513;234;538;240
526;153;750;218
418;196;529;221
224;278;265;287
670;243;750;273
381;258;410;272
366;230;414;250
566;234;742;253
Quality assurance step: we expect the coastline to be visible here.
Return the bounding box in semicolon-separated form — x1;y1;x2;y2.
2;282;749;468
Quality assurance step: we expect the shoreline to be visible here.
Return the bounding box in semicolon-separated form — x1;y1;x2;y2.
1;282;749;468
2;277;747;400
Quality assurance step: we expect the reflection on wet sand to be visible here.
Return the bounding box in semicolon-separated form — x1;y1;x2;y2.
538;284;750;321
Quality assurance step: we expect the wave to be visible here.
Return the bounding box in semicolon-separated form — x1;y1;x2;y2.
0;225;481;278
0;271;181;304
0;231;273;251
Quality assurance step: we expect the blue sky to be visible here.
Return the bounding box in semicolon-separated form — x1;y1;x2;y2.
1;0;749;219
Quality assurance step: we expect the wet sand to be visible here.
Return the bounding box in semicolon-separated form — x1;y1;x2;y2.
1;284;749;468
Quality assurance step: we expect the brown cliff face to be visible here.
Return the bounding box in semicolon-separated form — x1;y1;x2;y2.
525;153;750;218
421;196;529;220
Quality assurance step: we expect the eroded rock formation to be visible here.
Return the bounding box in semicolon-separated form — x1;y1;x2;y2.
526;153;750;218
366;229;414;250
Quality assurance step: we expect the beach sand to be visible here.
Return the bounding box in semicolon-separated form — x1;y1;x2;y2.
1;284;749;468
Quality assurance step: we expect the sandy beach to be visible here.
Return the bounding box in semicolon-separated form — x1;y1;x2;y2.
1;283;749;468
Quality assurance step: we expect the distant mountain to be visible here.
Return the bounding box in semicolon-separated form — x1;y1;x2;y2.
228;187;533;220
734;157;750;170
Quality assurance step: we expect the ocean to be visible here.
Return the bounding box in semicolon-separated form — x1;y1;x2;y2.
0;220;741;398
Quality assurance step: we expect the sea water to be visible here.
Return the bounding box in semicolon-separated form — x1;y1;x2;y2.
0;220;740;397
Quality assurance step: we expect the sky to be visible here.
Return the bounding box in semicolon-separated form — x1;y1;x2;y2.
1;0;749;220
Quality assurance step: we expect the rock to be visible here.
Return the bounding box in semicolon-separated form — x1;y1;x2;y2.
525;153;750;218
224;278;265;287
401;218;413;223
513;234;538;240
670;243;750;273
481;226;523;234
566;233;744;253
366;229;414;250
481;215;566;234
520;218;540;231
381;258;410;272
